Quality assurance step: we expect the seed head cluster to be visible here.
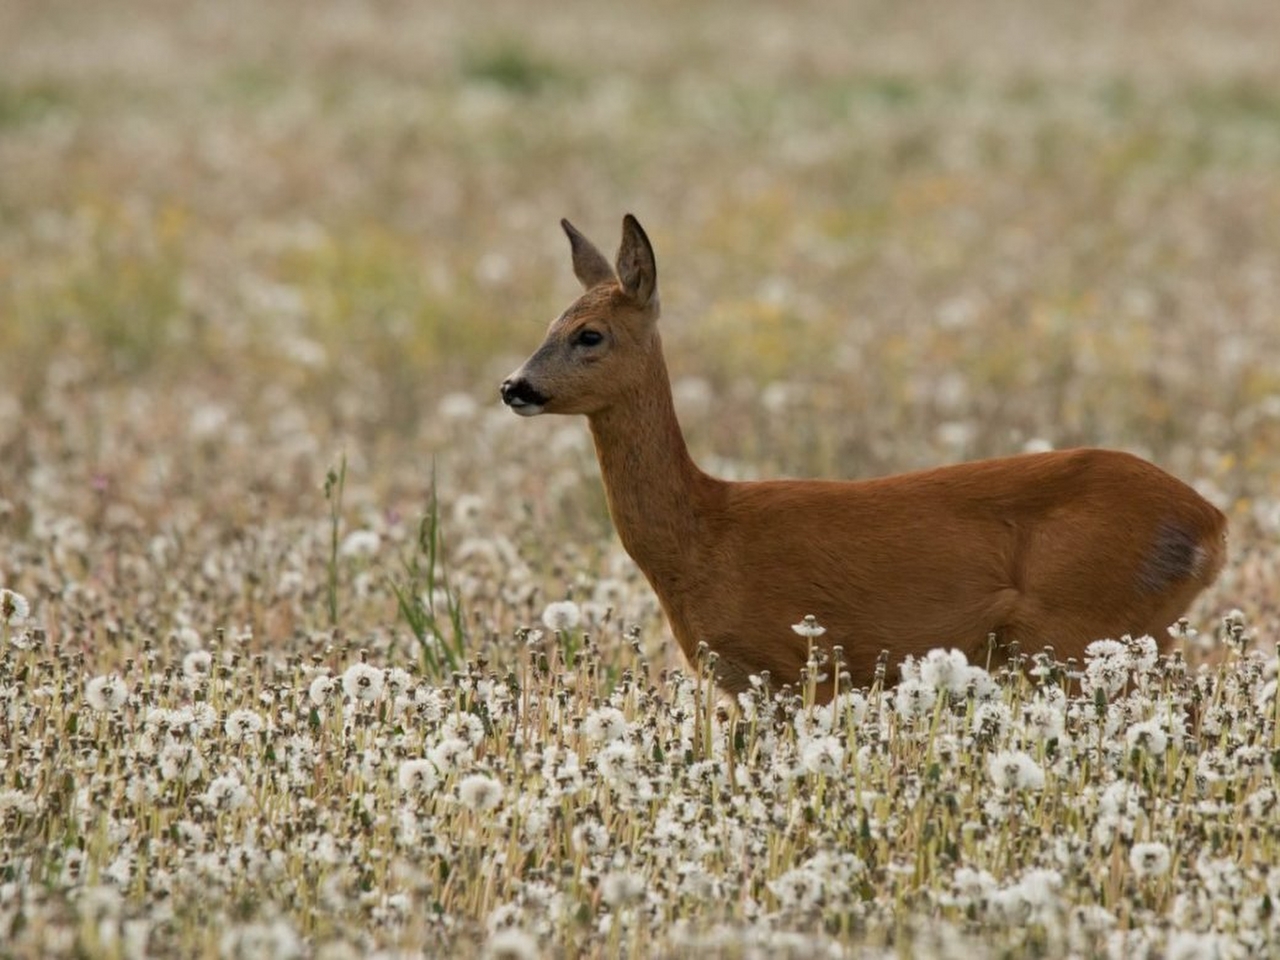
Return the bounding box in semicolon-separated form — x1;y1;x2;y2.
2;581;1277;958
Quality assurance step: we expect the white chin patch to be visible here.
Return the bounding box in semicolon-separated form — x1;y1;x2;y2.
508;401;546;417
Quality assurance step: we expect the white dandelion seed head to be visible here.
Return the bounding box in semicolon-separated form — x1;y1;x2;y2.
801;735;844;776
1016;867;1063;908
385;667;414;698
85;674;130;712
600;871;646;907
833;690;869;727
0;788;37;816
483;927;539;960
182;650;213;679
397;758;440;795
430;737;473;775
442;711;486;747
218;919;303;960
1125;719;1169;756
203;774;250;811
341;662;385;702
596;741;639;787
790;615;827;639
338;529;381;558
987;750;1045;792
1;588;30;625
571;820;610;853
158;742;204;783
1126;634;1159;672
6;629;37;650
582;706;628;743
1085;638;1129;661
308;675;336;706
1082;640;1132;698
458;773;503;812
1023;695;1067;741
966;664;1000;700
972;701;1013;740
768;866;824;911
541;600;581;632
893;678;937;720
224;709;266;743
1129;841;1172;879
920;648;971;694
951;866;998;906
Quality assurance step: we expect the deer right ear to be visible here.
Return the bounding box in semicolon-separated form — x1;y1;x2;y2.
616;214;657;310
562;219;616;290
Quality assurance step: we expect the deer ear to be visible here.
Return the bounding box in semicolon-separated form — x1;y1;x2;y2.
616;214;658;310
561;219;615;290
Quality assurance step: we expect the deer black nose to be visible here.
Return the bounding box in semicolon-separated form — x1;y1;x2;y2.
500;378;549;408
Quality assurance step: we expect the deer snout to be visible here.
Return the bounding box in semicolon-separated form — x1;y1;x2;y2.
500;377;550;416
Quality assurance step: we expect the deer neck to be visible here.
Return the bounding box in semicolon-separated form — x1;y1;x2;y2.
587;347;706;579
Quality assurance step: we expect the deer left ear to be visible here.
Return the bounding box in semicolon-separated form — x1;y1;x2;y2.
616;214;658;311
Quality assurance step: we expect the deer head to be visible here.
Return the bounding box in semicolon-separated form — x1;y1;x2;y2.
501;215;661;417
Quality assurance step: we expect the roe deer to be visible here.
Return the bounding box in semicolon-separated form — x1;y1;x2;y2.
500;214;1227;699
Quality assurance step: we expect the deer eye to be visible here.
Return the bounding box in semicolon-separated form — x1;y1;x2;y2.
574;329;604;347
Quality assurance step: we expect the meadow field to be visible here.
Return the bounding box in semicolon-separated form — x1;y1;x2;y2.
2;0;1280;956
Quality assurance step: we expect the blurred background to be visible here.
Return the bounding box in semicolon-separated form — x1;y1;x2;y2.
1;0;1277;648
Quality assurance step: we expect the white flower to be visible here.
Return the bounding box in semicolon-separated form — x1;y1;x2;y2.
85;674;130;712
0;789;36;816
308;675;336;705
791;615;826;639
596;741;639;788
158;742;204;783
600;871;646;907
801;735;844;776
1243;787;1276;819
430;737;472;774
339;529;381;558
484;927;539;960
571;820;610;852
966;665;1000;700
987;750;1045;791
397;759;440;794
950;866;997;907
458;773;503;811
385;667;414;698
203;774;250;811
182;650;213;679
893;678;937;720
1165;931;1236;960
920;648;971;695
972;701;1012;740
6;629;37;650
1129;841;1171;878
442;711;486;746
224;709;266;743
1127;635;1159;672
1082;639;1131;698
768;866;823;910
1023;694;1067;741
1;588;30;625
582;706;628;743
218;920;303;960
541;600;581;632
341;662;385;702
1125;720;1168;756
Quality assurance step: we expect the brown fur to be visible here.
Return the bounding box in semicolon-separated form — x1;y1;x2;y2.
501;215;1228;699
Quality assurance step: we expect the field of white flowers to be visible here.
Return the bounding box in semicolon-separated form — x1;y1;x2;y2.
3;0;1280;957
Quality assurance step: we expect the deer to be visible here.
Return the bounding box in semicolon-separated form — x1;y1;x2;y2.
500;214;1228;701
